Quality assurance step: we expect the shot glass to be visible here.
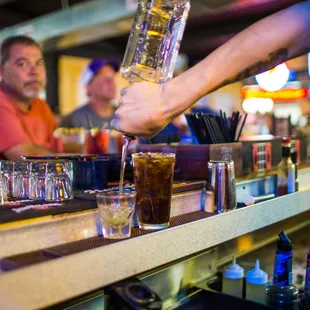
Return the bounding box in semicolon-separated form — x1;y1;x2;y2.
45;162;74;202
132;152;175;230
96;190;136;239
12;161;30;198
29;162;47;200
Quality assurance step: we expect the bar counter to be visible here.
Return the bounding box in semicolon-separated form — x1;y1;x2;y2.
0;167;309;309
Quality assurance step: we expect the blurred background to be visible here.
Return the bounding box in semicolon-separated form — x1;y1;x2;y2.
0;0;309;140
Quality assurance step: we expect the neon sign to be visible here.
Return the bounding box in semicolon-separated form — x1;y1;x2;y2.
241;85;308;102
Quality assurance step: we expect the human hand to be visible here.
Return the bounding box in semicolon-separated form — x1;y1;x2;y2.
171;114;189;134
111;81;172;139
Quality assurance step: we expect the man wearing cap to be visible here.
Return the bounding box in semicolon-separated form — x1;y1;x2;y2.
60;59;119;129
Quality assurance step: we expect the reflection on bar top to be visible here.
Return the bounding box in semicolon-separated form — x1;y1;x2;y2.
0;180;207;230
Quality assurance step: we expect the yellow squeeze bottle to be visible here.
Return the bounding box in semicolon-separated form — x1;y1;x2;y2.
246;259;268;304
222;256;244;298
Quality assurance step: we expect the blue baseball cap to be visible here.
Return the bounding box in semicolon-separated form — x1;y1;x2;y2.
81;59;120;85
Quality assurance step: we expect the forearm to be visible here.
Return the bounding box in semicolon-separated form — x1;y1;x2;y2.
166;0;310;118
3;143;55;160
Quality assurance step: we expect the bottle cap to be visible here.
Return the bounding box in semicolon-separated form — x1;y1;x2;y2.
246;259;268;285
277;231;292;252
282;137;291;144
223;256;244;280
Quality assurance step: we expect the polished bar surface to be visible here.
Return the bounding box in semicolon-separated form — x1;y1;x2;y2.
0;189;204;259
0;187;310;309
1;167;309;260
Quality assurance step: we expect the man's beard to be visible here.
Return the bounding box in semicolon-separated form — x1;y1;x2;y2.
22;88;41;100
0;81;42;101
22;81;44;100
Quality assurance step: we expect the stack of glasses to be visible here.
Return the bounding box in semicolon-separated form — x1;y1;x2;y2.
0;160;74;204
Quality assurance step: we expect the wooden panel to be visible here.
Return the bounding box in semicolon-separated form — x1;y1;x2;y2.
135;143;243;180
58;55;90;116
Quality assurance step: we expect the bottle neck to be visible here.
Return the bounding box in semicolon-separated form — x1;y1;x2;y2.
282;145;291;158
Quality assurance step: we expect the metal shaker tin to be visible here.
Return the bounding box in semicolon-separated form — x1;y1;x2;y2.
207;160;237;213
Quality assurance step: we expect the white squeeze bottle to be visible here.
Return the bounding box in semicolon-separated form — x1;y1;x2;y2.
246;259;268;304
222;256;244;298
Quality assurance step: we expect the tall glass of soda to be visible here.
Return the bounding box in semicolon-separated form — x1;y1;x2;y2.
132;152;175;230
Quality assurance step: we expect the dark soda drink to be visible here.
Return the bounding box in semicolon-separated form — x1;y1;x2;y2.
132;152;175;230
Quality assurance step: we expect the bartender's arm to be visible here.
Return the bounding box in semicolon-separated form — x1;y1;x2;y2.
113;0;310;138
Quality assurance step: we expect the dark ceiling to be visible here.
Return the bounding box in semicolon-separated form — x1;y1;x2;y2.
69;0;305;62
0;0;306;62
0;0;88;27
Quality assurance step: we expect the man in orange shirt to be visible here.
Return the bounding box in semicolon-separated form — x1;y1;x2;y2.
0;35;56;160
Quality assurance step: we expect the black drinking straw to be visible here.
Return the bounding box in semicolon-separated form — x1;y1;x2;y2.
236;113;248;142
223;112;230;142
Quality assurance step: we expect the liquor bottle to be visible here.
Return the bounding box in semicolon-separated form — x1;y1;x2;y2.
121;0;191;83
294;247;310;309
266;231;299;309
290;148;299;192
277;137;295;196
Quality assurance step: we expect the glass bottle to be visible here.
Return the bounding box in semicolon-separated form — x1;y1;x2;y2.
277;137;295;196
294;247;310;309
266;231;299;309
290;148;298;192
121;0;191;83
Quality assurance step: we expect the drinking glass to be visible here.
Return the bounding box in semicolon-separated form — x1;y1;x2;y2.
29;162;47;200
63;161;74;183
45;162;73;201
13;161;30;198
132;152;175;230
96;190;136;239
0;160;14;197
54;128;86;153
0;173;8;204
